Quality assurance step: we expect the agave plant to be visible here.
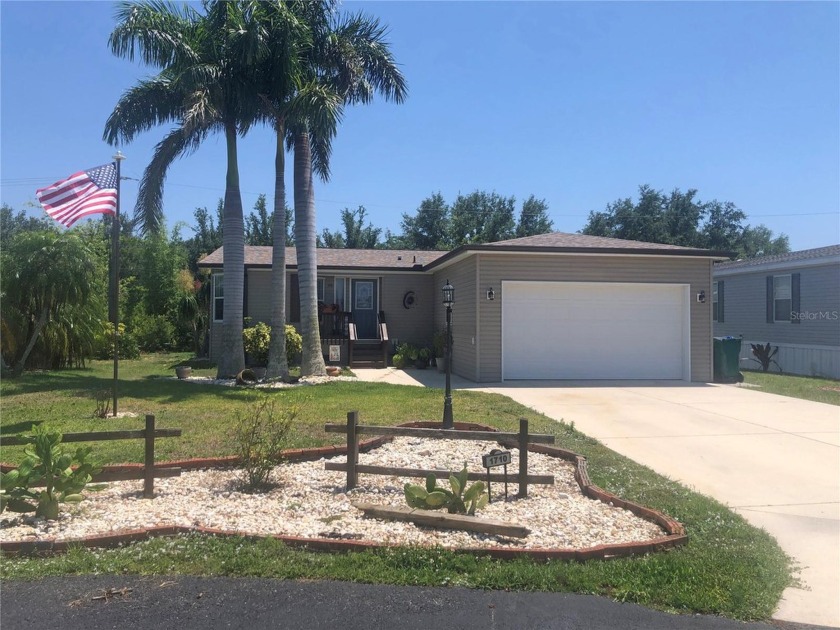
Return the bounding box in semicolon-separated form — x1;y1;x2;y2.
750;342;782;373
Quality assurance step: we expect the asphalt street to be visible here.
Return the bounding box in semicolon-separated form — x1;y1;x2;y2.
0;576;831;630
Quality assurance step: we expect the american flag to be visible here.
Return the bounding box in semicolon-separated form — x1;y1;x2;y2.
36;164;118;228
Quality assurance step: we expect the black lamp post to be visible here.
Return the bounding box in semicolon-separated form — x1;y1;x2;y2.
442;280;454;429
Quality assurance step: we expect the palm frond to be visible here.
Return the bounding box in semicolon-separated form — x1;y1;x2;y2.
109;0;200;68
135;124;210;235
103;73;185;144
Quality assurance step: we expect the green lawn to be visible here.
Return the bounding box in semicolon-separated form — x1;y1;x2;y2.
742;370;840;406
0;354;793;621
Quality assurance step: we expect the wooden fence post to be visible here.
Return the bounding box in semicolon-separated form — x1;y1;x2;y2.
144;414;155;498
347;411;359;490
518;418;528;498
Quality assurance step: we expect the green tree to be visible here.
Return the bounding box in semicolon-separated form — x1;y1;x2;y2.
449;191;516;245
398;192;450;249
104;0;266;377
0;204;56;248
245;194;272;246
738;225;790;259
1;231;103;375
318;206;381;248
183;202;224;273
581;185;789;257
516;195;553;238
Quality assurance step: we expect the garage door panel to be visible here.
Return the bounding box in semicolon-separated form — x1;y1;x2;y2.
502;282;687;380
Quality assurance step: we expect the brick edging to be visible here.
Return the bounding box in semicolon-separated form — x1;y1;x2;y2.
0;423;687;560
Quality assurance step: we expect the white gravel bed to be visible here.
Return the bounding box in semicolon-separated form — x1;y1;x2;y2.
0;437;665;550
174;375;357;388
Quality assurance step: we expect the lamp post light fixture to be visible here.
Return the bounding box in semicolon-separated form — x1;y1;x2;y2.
442;280;454;429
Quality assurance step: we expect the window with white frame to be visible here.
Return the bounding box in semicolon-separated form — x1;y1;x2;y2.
213;273;224;322
317;278;326;303
773;275;791;322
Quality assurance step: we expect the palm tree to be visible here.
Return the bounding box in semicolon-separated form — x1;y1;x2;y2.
288;7;408;376
2;232;100;376
104;0;265;377
255;1;342;378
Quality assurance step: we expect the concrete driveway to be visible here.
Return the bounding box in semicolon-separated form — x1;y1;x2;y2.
353;369;840;628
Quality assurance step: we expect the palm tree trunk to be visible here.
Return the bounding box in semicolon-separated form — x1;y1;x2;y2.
13;307;49;376
266;121;289;379
216;121;246;378
293;130;326;376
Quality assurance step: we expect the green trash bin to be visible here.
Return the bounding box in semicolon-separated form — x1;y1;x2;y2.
713;336;743;383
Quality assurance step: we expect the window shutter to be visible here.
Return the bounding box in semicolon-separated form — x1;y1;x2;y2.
791;273;801;324
766;276;774;323
290;273;300;323
718;281;725;323
243;270;249;318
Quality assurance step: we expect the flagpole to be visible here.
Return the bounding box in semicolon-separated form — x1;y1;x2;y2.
112;151;125;416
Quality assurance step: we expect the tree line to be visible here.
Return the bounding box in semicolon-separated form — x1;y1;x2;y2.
582;185;789;258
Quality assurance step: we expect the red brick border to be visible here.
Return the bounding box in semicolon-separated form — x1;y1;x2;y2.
0;423;687;560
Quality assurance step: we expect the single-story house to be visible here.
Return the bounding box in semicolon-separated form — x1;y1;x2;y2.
198;232;729;382
713;245;840;379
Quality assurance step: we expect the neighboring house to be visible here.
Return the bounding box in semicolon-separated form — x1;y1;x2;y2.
198;232;728;382
713;245;840;379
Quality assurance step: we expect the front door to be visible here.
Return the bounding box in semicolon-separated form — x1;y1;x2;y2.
351;279;378;339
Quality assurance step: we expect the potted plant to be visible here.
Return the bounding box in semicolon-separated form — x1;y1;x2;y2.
416;347;432;369
432;330;447;372
175;365;192;379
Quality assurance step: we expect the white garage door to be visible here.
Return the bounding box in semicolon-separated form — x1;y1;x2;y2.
502;281;689;380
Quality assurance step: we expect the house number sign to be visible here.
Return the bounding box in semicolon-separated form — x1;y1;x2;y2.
482;449;511;502
482;450;511;468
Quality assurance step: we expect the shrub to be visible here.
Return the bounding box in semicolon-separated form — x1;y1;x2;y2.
0;425;100;520
243;322;271;365
284;325;303;363
92;321;140;360
243;322;303;366
234;396;296;491
131;313;175;352
396;342;419;361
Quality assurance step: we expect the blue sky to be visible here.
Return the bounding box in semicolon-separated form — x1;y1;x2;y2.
2;1;838;250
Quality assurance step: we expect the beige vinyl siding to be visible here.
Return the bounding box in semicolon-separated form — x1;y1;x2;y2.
477;254;713;382
714;263;840;347
380;274;436;348
434;257;477;380
246;269;272;323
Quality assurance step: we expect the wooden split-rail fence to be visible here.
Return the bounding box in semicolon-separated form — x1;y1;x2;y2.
1;414;181;499
324;412;555;498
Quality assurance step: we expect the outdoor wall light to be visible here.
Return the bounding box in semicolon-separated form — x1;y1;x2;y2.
697;290;706;304
487;287;495;301
442;280;454;306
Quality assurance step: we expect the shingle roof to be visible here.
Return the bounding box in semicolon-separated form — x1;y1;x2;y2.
198;232;728;271
715;245;840;271
198;246;448;270
485;232;707;251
